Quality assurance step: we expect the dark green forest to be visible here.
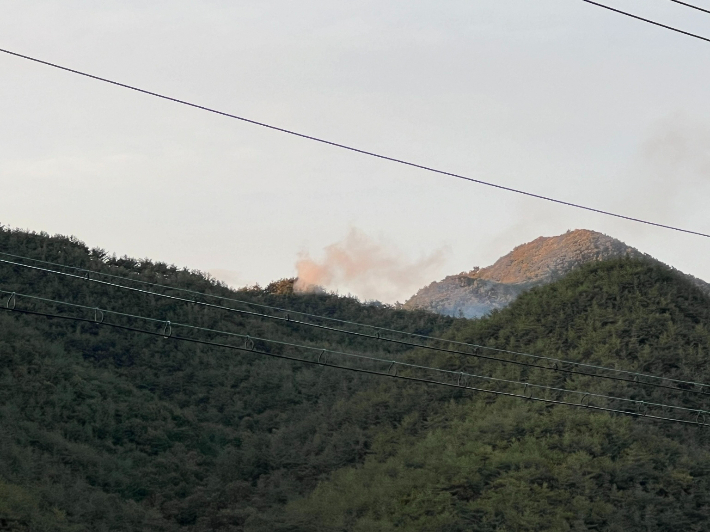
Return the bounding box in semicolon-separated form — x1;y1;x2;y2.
2;225;710;531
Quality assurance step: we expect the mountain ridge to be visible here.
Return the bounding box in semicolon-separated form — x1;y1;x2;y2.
5;226;710;530
404;229;709;318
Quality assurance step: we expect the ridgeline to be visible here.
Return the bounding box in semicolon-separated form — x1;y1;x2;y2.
1;226;710;531
404;229;710;319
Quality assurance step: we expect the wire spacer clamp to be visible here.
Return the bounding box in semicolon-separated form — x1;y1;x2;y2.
162;320;172;338
579;393;591;408
458;371;469;387
522;382;534;400
94;308;105;324
636;400;648;417
6;292;16;310
244;335;255;351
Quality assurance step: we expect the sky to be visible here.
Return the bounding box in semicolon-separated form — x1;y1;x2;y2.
2;0;710;303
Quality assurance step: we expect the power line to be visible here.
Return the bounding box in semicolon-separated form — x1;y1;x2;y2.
7;249;702;392
11;288;703;416
0;250;434;337
582;0;710;43
3;254;709;395
3;254;710;397
0;47;708;239
670;0;710;15
2;295;708;427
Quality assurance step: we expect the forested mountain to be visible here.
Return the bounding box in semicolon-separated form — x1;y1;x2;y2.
2;226;710;531
404;229;710;318
0;227;453;531
292;257;710;531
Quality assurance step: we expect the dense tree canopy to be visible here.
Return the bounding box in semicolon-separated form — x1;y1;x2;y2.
1;226;710;531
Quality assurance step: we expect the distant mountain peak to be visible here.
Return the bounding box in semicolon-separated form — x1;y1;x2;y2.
472;229;642;285
404;230;645;318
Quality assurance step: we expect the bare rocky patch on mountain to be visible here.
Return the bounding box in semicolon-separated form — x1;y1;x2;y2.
405;229;709;318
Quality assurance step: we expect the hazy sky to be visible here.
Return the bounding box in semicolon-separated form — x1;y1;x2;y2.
2;0;710;303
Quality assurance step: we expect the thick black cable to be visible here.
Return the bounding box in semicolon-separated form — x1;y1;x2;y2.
670;0;710;15
0;47;708;238
2;304;707;427
8;287;707;417
582;0;710;43
3;256;710;397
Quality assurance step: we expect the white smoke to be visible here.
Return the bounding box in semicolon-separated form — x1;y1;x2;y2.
294;228;449;304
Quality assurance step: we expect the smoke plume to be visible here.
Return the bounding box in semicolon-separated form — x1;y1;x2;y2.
626;114;710;221
294;228;448;304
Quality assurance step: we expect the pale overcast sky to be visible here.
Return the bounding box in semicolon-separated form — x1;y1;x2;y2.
2;0;710;302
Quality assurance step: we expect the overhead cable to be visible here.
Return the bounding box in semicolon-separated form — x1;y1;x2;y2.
0;250;422;334
2;292;708;427
582;0;710;43
0;46;708;238
9;288;705;416
670;0;710;15
3;254;710;397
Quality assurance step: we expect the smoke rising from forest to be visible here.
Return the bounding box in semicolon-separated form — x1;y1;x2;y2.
294;228;448;304
636;116;710;216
